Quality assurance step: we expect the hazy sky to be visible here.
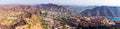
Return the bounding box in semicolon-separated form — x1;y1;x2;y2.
0;0;120;6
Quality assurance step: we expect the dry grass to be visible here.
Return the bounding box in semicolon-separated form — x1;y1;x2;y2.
0;11;44;29
15;14;43;29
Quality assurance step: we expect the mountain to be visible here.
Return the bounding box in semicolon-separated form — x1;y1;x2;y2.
64;5;96;11
35;3;70;13
81;6;120;17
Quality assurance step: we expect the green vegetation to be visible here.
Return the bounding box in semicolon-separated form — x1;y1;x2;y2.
39;16;52;29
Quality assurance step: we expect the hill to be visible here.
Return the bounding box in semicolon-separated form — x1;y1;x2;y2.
81;6;120;17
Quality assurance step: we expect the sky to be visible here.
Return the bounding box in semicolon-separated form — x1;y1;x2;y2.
0;0;120;6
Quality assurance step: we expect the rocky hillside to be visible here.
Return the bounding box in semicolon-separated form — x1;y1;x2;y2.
0;4;72;29
0;4;118;29
35;3;70;13
0;5;44;29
